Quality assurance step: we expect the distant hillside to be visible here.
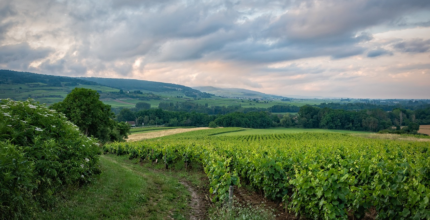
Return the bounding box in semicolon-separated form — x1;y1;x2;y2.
0;69;98;86
81;77;213;98
193;86;287;100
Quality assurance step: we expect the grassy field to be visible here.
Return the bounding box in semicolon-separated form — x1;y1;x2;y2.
215;127;371;136
36;154;203;220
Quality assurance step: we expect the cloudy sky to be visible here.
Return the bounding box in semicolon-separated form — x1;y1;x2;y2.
1;0;430;98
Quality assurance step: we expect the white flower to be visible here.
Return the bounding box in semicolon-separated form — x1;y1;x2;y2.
81;175;84;178
1;105;9;109
85;158;90;162
35;127;43;132
7;125;11;127
3;113;10;117
80;164;84;168
82;145;85;147
22;120;27;123
95;143;100;146
28;104;37;109
52;125;56;128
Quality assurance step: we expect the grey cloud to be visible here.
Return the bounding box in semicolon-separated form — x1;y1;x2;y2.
39;57;88;76
3;0;430;78
393;39;430;53
0;2;16;41
0;43;52;69
110;0;175;9
388;63;430;73
367;48;393;57
331;47;365;59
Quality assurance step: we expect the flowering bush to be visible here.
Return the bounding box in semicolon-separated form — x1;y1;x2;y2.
0;99;101;219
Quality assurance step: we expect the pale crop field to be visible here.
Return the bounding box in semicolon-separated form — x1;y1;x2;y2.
419;125;430;135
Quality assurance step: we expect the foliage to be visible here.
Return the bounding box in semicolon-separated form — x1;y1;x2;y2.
209;121;217;128
105;131;430;219
135;102;151;110
51;88;130;142
209;201;275;220
0;99;100;219
158;102;266;114
214;112;273;128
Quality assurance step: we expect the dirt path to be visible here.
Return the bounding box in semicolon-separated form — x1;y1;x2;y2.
127;127;210;142
179;181;206;220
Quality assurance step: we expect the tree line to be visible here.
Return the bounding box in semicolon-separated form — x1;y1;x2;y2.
117;102;430;133
279;105;429;133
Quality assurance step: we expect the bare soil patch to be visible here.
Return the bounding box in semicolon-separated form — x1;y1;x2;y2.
418;125;430;136
353;133;430;142
127;127;210;142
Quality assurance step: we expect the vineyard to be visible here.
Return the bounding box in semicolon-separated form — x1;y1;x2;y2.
105;129;430;219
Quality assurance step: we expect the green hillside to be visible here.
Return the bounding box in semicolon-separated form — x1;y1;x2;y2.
193;86;287;100
0;70;332;109
0;70;121;105
81;77;213;98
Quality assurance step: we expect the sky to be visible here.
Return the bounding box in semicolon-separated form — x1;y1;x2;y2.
1;0;430;99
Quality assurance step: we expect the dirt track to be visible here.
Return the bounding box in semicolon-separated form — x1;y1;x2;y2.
126;127;210;142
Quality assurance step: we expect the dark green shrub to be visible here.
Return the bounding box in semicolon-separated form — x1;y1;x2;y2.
0;99;101;219
209;121;217;128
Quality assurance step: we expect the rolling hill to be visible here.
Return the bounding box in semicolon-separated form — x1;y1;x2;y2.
81;77;213;98
193;86;288;100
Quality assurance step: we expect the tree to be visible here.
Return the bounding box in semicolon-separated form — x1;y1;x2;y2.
280;114;293;127
135;102;151;110
51;88;113;136
51;88;130;142
407;122;419;133
117;108;135;122
209;121;217;128
137;116;144;126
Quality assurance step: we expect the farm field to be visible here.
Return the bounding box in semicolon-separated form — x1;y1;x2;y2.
126;127;210;142
105;128;430;219
129;126;178;134
419;125;430;135
215;127;371;136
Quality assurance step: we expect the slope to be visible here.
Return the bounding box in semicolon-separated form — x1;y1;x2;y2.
194;86;288;100
81;77;213;98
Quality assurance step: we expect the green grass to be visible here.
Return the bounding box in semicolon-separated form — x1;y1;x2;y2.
215;128;371;136
36;154;194;220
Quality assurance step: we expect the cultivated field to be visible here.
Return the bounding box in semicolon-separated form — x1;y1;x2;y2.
215;127;370;136
105;128;430;219
419;125;430;135
126;127;210;142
